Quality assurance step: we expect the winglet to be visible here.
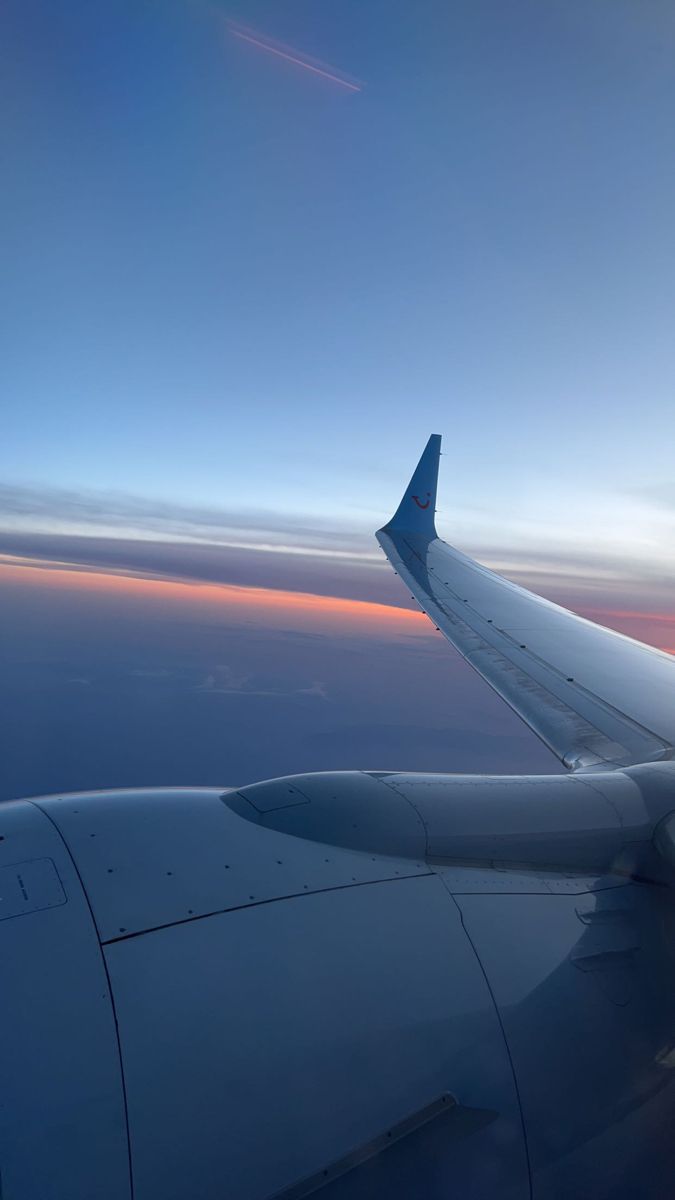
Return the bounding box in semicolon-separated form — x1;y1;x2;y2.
379;434;441;536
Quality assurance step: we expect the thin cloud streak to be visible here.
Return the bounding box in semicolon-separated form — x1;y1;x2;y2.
0;481;378;560
583;608;675;625
3;544;675;657
225;20;363;92
6;480;675;585
0;532;399;607
4;527;675;649
0;556;429;639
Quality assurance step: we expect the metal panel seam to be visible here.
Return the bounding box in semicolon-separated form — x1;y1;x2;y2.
101;870;432;945
27;801;135;1200
438;876;533;1200
373;773;431;856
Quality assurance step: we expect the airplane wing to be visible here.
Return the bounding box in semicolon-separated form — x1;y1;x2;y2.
377;435;675;771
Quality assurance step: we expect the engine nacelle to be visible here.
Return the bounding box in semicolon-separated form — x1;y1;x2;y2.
3;766;675;1199
229;765;675;880
0;784;528;1200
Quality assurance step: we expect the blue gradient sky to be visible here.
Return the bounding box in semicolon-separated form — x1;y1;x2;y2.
3;1;675;796
4;1;675;523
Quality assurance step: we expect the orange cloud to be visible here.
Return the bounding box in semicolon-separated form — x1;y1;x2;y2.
4;555;675;652
578;606;675;655
582;607;675;625
0;555;429;639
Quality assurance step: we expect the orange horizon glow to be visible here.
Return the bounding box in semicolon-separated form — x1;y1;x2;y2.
4;554;675;651
579;607;675;654
0;555;428;637
582;607;675;625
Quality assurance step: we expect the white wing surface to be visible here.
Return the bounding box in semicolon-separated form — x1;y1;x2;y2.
377;435;675;771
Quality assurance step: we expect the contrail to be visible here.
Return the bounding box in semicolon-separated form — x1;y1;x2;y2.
226;22;362;92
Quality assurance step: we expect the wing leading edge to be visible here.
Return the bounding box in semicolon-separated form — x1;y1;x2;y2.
377;436;675;771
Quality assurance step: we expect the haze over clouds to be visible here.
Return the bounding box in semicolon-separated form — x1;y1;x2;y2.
3;487;675;801
0;541;564;802
4;463;675;802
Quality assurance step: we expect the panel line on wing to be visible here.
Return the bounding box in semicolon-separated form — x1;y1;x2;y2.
270;1094;498;1200
378;529;671;771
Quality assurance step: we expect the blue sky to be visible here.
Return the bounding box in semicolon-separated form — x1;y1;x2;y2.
4;0;675;521
2;1;675;796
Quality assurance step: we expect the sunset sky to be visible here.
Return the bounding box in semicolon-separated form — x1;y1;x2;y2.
3;0;675;799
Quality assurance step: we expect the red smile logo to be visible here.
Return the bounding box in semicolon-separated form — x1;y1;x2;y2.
412;492;431;509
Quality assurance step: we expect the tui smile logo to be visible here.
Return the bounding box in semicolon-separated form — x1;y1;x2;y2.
412;492;431;509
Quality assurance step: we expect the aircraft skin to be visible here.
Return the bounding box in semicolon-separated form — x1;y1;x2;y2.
3;436;675;1199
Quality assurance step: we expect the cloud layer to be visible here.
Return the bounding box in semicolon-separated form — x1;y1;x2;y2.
3;479;675;803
